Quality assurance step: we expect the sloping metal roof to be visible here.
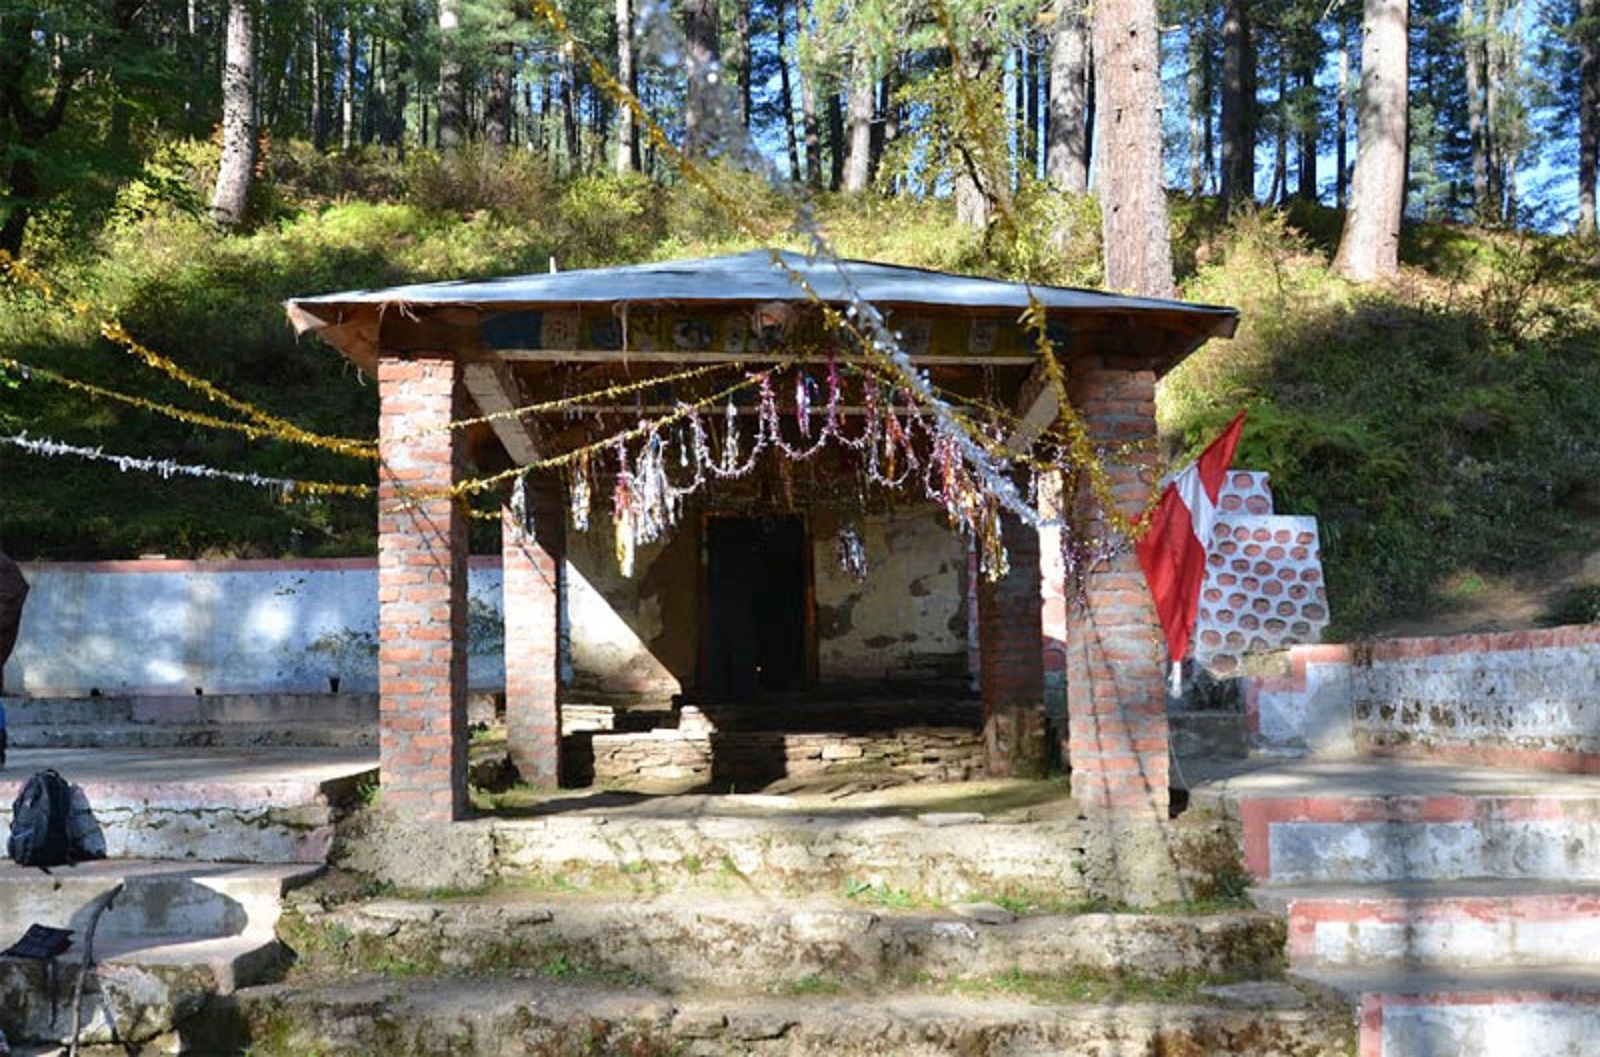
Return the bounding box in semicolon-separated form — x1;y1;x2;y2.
284;249;1238;371
288;248;1236;320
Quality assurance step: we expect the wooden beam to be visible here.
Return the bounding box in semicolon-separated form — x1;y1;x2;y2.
1005;360;1059;454
462;359;542;465
494;348;1039;366
518;404;972;417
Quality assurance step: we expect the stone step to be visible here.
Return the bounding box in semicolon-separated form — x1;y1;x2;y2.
285;891;1286;990
0;860;320;941
1184;756;1600;885
0;748;375;864
2;693;380;728
10;722;376;750
0;861;319;1049
340;796;1235;907
1255;879;1600;972
1297;966;1600;1057
217;975;1353;1056
1171;711;1247;758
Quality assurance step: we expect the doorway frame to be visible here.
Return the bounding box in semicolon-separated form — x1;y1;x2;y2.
696;508;819;695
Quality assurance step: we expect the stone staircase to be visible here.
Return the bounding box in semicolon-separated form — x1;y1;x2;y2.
212;798;1356;1057
1188;755;1600;1056
3;694;381;750
0;747;374;1051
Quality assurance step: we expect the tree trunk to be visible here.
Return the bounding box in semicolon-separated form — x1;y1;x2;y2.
1334;0;1407;282
1294;38;1318;200
487;43;514;148
1271;62;1288;204
1336;27;1349;206
1579;0;1599;237
877;63;899;192
1187;26;1207;194
1477;0;1500;220
842;49;875;192
211;1;257;228
0;8;79;252
732;0;752;127
186;0;202;137
438;0;466;150
826;80;844;190
616;0;637;173
683;0;721;156
953;38;1000;230
1045;0;1090;194
311;7;327;151
801;63;821;189
561;47;579;172
341;20;355;152
373;37;388;149
1220;0;1255;211
1024;33;1041;175
777;1;801;181
1092;0;1174;297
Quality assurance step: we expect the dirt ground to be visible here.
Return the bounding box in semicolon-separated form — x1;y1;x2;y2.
1372;542;1600;639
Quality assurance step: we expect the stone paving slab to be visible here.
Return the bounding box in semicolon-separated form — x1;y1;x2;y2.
288;891;1285;989
1182;755;1600;817
0;749;376;864
0;747;377;802
227;974;1353;1057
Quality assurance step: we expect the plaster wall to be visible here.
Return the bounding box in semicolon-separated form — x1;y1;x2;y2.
7;558;506;697
8;506;972;699
1350;627;1600;769
1244;628;1600;769
811;504;968;684
563;527;691;698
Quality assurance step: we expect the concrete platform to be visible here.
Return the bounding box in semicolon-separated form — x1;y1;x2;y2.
0;747;376;863
1183;755;1600;885
227;975;1354;1056
3;693;382;751
1257;879;1600;970
291;891;1285;990
1300;966;1600;1057
0;860;321;1047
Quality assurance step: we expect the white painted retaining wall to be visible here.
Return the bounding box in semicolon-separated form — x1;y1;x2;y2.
1244;626;1600;770
6;558;506;696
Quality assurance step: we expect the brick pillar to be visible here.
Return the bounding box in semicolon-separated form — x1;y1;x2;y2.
1065;357;1169;817
1038;470;1070;754
501;472;564;784
977;512;1048;777
377;354;469;822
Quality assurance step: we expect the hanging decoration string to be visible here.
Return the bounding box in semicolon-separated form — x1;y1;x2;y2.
390;359;741;443
527;0;1067;555
0;432;372;498
1021;297;1160;542
0;354;358;452
0;252;378;460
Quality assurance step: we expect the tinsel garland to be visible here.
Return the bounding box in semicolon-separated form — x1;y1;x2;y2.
0;432;369;497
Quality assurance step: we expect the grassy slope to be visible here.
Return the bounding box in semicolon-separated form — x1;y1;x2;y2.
2;146;1598;634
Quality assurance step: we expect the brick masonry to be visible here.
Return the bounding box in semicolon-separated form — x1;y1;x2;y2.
377;354;470;822
977;513;1047;778
1064;357;1168;817
1193;471;1329;677
502;473;564;784
571;727;986;789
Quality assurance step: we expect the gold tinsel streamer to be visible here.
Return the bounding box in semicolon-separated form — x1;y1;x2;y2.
0;252;378;460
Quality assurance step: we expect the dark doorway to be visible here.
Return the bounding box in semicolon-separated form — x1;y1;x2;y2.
704;515;808;698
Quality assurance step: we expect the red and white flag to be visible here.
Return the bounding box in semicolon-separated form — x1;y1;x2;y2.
1135;411;1247;689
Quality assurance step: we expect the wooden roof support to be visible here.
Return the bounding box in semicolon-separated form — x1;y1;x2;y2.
462;357;542;466
1005;360;1060;455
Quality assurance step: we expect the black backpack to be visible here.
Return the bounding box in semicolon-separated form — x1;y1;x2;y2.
8;769;74;868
